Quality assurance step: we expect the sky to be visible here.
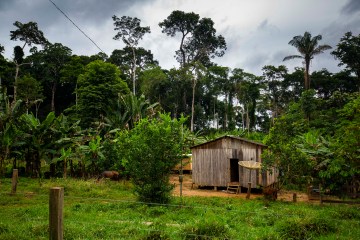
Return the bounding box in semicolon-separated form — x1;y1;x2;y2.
1;0;360;75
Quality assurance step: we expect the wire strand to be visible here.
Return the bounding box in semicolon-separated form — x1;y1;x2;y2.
47;0;106;54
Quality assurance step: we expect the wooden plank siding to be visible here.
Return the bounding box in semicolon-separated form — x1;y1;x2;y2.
191;135;278;188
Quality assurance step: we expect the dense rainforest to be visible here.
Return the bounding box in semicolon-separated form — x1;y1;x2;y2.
0;10;359;202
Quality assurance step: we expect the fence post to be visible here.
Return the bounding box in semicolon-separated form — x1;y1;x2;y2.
292;193;297;202
49;187;64;240
11;169;18;194
246;182;251;199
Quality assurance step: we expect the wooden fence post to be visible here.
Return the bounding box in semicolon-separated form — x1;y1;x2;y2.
49;187;64;240
11;169;18;194
246;182;251;199
292;193;297;202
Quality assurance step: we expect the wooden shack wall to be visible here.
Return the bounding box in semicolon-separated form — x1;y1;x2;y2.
192;136;278;188
192;148;230;186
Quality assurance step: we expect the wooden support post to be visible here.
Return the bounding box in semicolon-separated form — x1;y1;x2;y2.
292;193;297;202
49;187;64;240
246;182;251;199
11;169;18;194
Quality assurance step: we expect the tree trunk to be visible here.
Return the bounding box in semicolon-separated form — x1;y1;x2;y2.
304;59;310;90
51;82;57;112
246;104;250;134
131;47;137;95
180;34;186;67
12;63;20;106
190;77;197;132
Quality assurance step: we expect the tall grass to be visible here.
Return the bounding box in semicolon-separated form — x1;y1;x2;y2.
0;177;359;239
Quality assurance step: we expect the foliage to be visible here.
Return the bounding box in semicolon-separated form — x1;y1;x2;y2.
77;60;129;128
117;114;186;203
264;91;360;193
332;31;360;90
283;31;332;90
112;15;151;95
159;10;226;67
10;21;48;49
29;42;72;113
16;74;43;114
19;112;57;176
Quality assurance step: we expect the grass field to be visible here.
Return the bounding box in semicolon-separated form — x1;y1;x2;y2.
0;177;359;239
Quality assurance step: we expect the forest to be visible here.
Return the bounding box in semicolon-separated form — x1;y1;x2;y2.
0;10;359;202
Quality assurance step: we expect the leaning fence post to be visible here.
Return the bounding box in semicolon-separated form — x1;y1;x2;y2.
246;182;251;199
11;169;18;194
49;187;64;240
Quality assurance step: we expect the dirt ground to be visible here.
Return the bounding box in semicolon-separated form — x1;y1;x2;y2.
170;174;310;202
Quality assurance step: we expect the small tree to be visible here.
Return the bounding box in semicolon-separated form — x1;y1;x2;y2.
118;114;186;203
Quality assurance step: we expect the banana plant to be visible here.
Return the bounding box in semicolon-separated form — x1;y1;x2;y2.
20;112;56;177
0;87;24;176
52;147;72;178
78;135;104;177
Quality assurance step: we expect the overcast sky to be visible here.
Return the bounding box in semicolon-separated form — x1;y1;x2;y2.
1;0;360;75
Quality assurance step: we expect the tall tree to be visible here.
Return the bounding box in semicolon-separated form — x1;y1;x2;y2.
235;71;260;131
160;11;226;131
77;60;129;128
159;10;226;67
108;46;158;92
261;65;288;124
283;31;331;90
331;32;360;91
30;43;72;113
159;10;199;67
112;16;151;95
10;21;47;105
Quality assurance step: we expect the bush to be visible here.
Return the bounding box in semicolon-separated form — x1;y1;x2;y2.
118;114;186;204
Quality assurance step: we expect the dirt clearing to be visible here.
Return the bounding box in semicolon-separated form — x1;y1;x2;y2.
170;174;310;202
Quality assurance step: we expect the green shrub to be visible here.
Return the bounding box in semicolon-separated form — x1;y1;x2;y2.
117;114;186;204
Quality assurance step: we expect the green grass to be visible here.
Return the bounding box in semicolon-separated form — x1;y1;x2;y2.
0;177;359;239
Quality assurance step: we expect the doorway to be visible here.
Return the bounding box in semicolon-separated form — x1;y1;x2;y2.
230;158;239;182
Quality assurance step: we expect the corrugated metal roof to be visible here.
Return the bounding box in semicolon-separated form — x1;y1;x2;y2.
190;135;267;149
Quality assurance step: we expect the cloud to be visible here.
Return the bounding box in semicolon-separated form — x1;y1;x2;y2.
341;0;360;15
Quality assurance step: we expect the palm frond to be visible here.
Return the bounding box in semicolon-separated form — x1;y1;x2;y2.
283;55;303;61
312;44;332;55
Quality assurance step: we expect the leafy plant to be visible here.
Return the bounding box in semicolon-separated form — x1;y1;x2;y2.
118;113;186;203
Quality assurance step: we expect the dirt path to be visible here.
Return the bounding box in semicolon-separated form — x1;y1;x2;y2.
170;174;310;202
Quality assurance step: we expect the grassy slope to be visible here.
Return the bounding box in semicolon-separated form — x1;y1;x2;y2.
0;177;359;240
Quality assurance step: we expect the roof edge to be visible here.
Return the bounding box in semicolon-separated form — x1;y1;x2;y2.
190;135;267;149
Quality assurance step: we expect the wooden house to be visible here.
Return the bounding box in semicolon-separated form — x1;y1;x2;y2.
191;135;277;189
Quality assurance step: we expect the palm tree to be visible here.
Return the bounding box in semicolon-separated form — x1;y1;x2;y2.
283;32;332;90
